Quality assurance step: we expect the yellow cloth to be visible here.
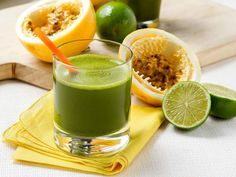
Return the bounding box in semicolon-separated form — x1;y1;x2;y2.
3;92;165;175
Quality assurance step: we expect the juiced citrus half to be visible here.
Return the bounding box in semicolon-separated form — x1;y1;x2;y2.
16;0;96;62
120;29;201;106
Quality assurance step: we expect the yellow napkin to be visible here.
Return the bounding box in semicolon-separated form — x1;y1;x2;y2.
3;92;165;175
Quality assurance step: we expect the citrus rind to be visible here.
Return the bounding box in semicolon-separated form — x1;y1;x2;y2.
204;83;236;119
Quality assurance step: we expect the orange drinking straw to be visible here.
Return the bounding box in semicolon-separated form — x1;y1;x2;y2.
34;27;74;67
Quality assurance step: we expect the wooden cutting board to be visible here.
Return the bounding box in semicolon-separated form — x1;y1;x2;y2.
0;0;236;90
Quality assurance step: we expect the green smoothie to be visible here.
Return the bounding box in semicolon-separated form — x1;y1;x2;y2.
119;0;161;22
54;54;131;137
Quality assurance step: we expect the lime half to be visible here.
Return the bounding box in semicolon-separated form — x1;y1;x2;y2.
203;83;236;119
162;81;211;129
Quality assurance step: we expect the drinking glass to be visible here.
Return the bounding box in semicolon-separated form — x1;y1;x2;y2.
53;39;133;156
120;0;162;28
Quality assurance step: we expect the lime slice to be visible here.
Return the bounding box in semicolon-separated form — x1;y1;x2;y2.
162;81;211;129
203;83;236;119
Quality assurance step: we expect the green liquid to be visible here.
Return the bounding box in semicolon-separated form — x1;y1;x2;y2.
120;0;161;22
54;54;131;137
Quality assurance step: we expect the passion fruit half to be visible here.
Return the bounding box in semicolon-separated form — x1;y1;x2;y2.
120;29;201;106
16;0;96;62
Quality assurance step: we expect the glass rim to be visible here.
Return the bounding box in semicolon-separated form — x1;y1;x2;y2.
53;38;133;71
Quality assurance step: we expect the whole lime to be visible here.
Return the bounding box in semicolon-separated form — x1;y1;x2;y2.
96;1;137;43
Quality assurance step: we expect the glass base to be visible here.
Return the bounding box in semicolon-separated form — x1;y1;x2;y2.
137;18;160;29
54;125;130;157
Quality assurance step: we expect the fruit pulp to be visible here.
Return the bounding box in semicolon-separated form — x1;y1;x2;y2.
162;81;211;129
119;0;161;23
54;54;132;137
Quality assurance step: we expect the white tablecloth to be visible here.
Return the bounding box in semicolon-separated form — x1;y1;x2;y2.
1;0;236;177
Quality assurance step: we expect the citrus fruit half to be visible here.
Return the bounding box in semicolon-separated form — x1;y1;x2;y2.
203;83;236;119
96;1;137;43
120;28;201;106
16;0;96;62
162;81;211;129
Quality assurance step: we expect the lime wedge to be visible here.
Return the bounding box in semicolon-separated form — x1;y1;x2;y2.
203;83;236;119
162;81;211;129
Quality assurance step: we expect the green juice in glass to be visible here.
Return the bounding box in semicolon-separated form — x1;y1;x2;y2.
120;0;161;28
54;54;131;137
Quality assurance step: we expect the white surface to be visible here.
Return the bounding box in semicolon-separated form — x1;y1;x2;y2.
1;0;236;177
